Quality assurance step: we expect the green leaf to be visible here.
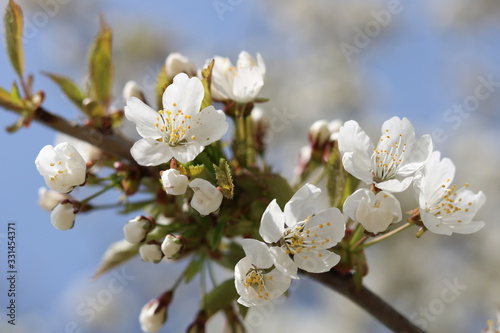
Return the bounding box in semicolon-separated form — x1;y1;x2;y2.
0;86;23;111
203;279;238;317
213;159;234;199
200;59;214;110
4;0;24;78
156;65;169;109
43;72;86;110
254;97;269;103
178;164;209;180
88;18;113;106
93;240;139;279
326;145;346;208
184;255;204;283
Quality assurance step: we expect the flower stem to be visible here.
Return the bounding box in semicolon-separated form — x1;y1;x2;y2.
80;181;119;205
348;223;365;248
360;222;413;249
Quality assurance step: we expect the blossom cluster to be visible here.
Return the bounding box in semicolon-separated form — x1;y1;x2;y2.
27;48;486;332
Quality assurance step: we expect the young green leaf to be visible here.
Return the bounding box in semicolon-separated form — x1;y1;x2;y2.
200;59;214;110
213;159;234;199
43;72;86;110
93;239;139;279
4;0;24;78
0;86;23;111
88;18;113;107
156;65;169;110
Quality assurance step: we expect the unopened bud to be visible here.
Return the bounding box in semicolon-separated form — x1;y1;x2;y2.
139;243;163;263
165;52;196;79
123;216;154;244
50;200;80;231
139;291;173;333
161;169;188;195
188;179;223;216
250;107;269;154
328;119;343;141
161;234;182;259
308;120;330;149
123;80;146;102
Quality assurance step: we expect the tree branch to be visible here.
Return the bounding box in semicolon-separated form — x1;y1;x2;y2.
33;106;135;161
308;270;426;333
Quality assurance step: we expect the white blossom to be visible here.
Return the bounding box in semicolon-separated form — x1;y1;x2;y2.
123;216;152;244
139;298;167;333
139;244;163;263
50;201;77;231
161;169;188;195
210;51;266;103
234;239;291;307
165;52;196;79
35;142;87;193
161;234;182;259
338;117;433;192
343;188;402;234
125;73;229;165
414;151;486;235
259;183;346;276
188;178;223;215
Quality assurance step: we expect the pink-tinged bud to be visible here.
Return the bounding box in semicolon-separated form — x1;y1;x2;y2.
123;216;154;244
308;120;330;150
161;169;189;195
161;234;182;259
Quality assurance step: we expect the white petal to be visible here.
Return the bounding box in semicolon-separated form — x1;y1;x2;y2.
376;177;413;193
420;211;452;236
259;199;285;243
189;178;223;215
232;67;263;103
398;134;433;177
269;246;298;279
188;106;229;146
447;221;485;234
171;142;205;164
284;183;322;227
162;73;204;117
124;97;162;139
294;249;340;273
210;56;234;101
342;188;369;221
304;207;347;246
264;268;291;298
161;169;188;195
241;239;273;268
337;121;374;184
377;117;416;152
130;138;173;166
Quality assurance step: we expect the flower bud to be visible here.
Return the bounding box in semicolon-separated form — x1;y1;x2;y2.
188;178;223;216
139;243;163;263
250;107;269;154
165;52;196;79
161;234;182;259
38;187;71;211
328;119;343;142
308;120;330;150
139;291;173;333
161;169;189;195
123;80;146;102
50;200;80;231
123;216;154;244
35;142;87;193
